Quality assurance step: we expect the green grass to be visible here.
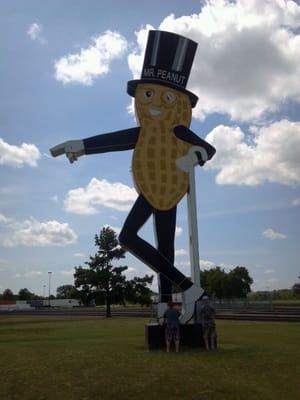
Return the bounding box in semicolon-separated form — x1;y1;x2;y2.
0;317;299;400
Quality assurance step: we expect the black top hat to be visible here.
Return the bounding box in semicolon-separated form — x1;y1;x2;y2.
127;30;198;108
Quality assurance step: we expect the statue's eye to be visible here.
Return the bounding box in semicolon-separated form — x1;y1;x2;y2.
164;91;176;104
144;90;154;98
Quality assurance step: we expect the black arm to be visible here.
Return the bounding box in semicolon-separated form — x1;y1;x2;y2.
83;127;140;155
174;125;216;161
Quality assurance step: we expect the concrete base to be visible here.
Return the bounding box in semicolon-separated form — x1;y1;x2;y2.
145;322;205;350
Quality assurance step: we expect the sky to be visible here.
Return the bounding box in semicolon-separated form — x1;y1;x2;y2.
0;0;300;297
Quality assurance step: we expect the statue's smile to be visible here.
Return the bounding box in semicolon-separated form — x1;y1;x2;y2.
148;107;162;117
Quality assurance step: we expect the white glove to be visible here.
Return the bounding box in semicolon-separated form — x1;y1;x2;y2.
50;140;85;164
176;146;208;172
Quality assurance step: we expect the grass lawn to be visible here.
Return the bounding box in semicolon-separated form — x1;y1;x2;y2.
0;316;299;400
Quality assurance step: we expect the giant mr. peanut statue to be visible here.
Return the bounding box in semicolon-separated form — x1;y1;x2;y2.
50;31;216;323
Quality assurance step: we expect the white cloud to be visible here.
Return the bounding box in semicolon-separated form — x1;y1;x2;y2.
60;270;74;276
128;24;153;79
15;270;43;278
175;226;183;237
178;258;219;270
64;178;138;214
200;259;216;270
127;267;137;273
264;269;274;274
293;198;300;206
55;30;127;85
128;0;300;121
51;195;58;203
263;228;287;240
124;266;137;278
0;138;41;168
0;214;77;247
175;248;188;257
0;214;12;224
219;262;234;271
266;277;280;283
74;252;85;258
126;100;135;117
177;260;190;266
27;23;46;44
24;271;43;278
205;120;300;186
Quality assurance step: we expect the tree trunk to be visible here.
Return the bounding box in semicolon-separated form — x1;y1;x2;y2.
106;289;111;318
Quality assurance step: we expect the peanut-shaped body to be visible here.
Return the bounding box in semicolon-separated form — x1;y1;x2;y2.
132;84;192;210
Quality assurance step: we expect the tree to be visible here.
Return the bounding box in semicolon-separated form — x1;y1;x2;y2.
125;275;154;306
75;283;96;307
227;266;253;298
2;288;14;300
18;288;34;301
56;285;78;299
200;266;253;300
201;267;228;299
292;283;300;298
74;226;128;317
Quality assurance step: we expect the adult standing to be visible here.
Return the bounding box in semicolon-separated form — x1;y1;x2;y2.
197;296;217;350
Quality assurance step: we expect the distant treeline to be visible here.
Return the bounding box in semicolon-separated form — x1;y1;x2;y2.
0;288;54;301
248;288;300;301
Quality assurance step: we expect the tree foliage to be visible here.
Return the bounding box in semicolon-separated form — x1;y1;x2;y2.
74;227;128;316
248;288;300;301
74;227;154;314
18;288;34;301
228;267;253;298
292;283;300;298
56;285;78;299
125;275;154;307
2;288;14;300
200;266;253;299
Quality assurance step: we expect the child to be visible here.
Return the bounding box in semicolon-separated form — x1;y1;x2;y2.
164;300;181;352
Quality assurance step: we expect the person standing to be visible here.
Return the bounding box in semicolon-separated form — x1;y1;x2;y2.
164;300;181;352
198;296;217;350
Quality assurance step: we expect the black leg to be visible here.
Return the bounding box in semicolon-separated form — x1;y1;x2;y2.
119;195;192;292
154;206;176;302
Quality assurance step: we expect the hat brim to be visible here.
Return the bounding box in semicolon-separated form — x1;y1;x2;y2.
127;79;198;108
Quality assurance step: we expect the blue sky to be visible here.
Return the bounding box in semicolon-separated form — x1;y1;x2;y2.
0;0;299;296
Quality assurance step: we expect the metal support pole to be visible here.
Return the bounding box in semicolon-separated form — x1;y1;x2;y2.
48;271;52;307
187;166;201;287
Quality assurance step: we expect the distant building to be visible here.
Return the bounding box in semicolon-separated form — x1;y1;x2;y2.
0;298;80;311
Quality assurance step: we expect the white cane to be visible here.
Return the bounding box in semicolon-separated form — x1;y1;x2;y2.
177;146;208;288
175;147;208;324
187;165;201;287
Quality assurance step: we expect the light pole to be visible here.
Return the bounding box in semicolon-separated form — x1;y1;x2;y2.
43;284;46;298
48;272;52;307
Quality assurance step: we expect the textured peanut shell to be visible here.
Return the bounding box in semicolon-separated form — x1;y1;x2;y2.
132;89;192;210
